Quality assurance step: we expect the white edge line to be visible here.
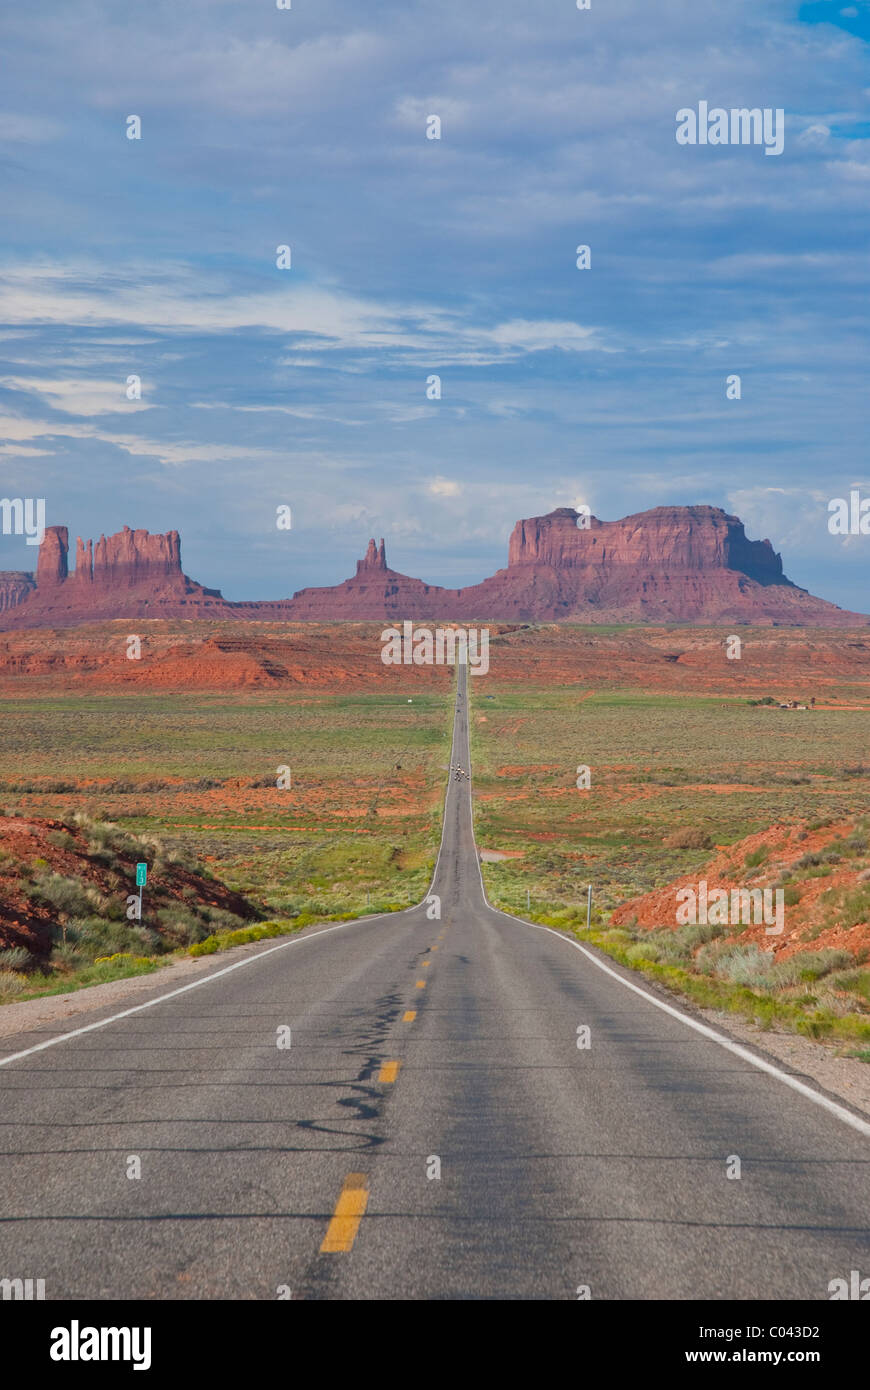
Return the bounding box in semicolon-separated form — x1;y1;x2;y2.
0;915;387;1069
463;673;870;1142
0;671;463;1071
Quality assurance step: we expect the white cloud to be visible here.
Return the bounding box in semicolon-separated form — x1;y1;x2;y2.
475;320;599;352
798;123;831;147
0;443;54;457
829;158;870;180
726;485;832;556
1;376;152;416
0;111;62;142
426;477;462;497
0;411;281;469
0;265;606;367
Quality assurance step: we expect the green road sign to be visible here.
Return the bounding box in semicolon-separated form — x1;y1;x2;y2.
136;862;147;887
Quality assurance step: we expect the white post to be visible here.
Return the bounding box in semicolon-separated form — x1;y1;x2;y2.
586;883;592;930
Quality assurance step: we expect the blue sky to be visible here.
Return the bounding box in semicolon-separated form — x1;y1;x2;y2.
0;0;868;608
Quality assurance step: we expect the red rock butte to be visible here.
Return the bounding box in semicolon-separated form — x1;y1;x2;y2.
0;506;866;628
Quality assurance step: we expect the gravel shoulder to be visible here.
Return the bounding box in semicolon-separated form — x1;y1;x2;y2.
0;923;330;1043
697;1005;870;1121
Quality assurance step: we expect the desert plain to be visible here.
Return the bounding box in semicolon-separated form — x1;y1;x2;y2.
0;619;868;1054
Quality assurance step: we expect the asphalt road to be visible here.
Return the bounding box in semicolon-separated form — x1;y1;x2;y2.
0;665;868;1300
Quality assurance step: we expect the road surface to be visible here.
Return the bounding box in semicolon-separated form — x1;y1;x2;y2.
0;665;868;1299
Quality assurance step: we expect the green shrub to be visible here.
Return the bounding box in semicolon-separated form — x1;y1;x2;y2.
0;946;32;971
830;968;870;1003
713;944;776;987
744;846;769;869
835;887;870;930
46;830;77;851
201;907;249;932
664;828;712;850
67;918;148;961
625;941;662;963
189;936;219;957
29;872;96;918
156;906;209;947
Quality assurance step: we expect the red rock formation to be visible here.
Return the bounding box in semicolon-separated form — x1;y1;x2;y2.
0;572;36;613
74;536;93;584
460;505;810;623
36;525;68;587
289;508;864;626
91;525;183;588
289;536;463;621
1;507;867;629
508;506;784;582
356;538;388;575
1;524;236;627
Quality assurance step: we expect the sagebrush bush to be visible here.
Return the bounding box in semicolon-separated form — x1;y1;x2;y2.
0;946;32;971
712;944;776;987
744;846;769;870
663;827;712;850
625;941;661;964
46;830;77;852
29;872;96;919
201;907;248;931
156;906;208;946
67;918;146;961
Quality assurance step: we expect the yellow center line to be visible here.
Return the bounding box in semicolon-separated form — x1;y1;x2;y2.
320;1173;369;1253
415;979;426;988
432;945;440;951
422;960;431;967
402;1010;417;1022
378;1059;401;1083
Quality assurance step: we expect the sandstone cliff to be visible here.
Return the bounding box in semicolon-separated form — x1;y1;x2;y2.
0;506;866;628
454;505;819;623
0;572;36;614
1;524;236;626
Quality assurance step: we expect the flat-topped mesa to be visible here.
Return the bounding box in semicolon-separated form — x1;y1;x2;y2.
35;525;186;592
356;538;388;575
507;505;787;585
92;525;183;588
2;504;866;628
0;522;230;626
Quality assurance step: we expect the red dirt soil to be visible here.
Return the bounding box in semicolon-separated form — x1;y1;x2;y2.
0;814;256;958
611;820;870;960
0;621;868;697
